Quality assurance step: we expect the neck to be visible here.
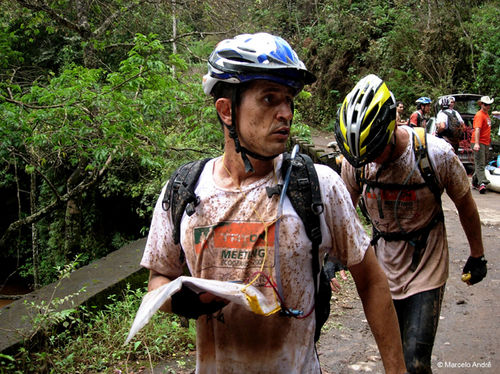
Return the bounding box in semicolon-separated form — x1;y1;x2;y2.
216;149;275;189
395;126;410;156
377;126;409;165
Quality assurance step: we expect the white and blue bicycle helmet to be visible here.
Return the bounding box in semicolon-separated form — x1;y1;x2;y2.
203;33;316;96
438;96;450;109
415;96;432;110
416;97;432;105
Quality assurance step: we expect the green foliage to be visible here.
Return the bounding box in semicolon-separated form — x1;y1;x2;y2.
283;0;500;126
464;2;500;94
1;32;222;285
22;256;85;339
7;283;195;373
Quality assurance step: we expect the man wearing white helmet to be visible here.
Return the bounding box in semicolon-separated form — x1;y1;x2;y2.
436;96;465;153
472;96;495;194
140;33;406;373
335;75;487;374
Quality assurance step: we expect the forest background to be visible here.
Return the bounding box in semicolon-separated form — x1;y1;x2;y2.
1;0;499;289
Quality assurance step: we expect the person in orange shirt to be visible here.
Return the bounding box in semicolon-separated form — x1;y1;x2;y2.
472;96;494;194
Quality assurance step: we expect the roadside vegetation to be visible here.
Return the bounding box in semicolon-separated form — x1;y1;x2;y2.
0;0;498;372
1;281;196;373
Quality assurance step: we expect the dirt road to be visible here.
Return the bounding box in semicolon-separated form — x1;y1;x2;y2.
312;128;499;373
318;191;499;374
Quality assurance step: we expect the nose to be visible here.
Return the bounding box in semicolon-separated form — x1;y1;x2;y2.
277;100;293;122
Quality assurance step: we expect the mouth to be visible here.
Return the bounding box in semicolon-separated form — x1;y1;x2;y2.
273;127;290;136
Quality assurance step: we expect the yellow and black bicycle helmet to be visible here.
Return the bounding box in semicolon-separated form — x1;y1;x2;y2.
334;74;396;167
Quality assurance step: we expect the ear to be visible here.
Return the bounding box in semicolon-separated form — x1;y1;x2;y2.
215;98;232;126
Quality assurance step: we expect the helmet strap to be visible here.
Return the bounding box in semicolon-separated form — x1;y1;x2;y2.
379;130;397;167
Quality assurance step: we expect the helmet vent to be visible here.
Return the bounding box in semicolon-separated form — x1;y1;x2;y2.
350;133;358;155
218;49;253;63
239;46;257;53
363;107;377;129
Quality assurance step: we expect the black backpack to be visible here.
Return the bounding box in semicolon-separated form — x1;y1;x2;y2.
441;110;463;143
162;152;332;342
407;110;424;128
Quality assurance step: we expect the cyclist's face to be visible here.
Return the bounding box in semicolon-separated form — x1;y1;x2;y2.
236;80;295;157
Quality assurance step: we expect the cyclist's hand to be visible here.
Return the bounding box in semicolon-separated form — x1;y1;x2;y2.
171;286;228;319
462;256;487;285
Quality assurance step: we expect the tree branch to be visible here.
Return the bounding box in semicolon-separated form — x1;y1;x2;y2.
8;147;62;200
0;94;69;110
15;0;88;37
0;154;114;249
161;30;230;44
103;30;230;51
93;1;144;38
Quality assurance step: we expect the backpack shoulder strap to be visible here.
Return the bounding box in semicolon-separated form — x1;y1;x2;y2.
281;152;323;246
411;127;441;204
162;158;212;244
281;152;328;342
445;110;460;125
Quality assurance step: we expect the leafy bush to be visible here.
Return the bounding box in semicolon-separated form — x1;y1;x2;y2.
4;283;195;373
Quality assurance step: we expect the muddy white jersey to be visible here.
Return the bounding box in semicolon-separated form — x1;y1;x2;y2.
141;155;369;373
342;127;470;299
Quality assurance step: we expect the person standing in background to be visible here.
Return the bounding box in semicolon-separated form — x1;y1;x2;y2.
409;97;432;128
436;96;465;153
396;101;407;126
472;96;494;194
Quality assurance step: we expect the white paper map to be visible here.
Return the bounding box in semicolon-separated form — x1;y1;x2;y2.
125;276;280;344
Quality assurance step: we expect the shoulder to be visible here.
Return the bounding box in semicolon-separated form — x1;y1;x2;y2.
426;134;461;172
314;163;343;185
314;162;356;198
436;111;447;121
453;110;464;121
473;110;486;123
426;132;453;154
407;127;453;164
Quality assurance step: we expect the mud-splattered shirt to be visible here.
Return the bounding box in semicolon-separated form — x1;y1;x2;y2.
141;155;369;374
341;126;470;299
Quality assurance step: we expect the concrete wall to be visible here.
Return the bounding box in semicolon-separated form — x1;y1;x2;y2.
0;238;148;354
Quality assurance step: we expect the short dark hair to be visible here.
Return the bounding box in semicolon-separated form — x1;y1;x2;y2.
211;81;254;129
211;81;255;104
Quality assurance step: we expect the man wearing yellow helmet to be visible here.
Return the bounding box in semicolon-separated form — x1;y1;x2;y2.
335;74;487;374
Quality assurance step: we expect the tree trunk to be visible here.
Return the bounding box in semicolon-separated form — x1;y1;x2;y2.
30;172;40;289
171;0;177;76
64;168;83;261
